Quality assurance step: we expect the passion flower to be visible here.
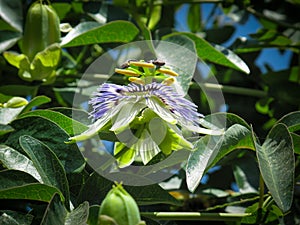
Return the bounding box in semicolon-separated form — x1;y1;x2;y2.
68;61;223;167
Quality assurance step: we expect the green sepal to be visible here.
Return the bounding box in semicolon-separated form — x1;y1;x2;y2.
114;142;136;168
159;124;194;155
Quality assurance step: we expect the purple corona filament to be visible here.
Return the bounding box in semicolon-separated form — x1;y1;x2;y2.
89;82;204;127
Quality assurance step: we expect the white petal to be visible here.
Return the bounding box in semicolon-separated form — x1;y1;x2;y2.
184;124;224;135
68;101;128;142
110;101;145;133
147;97;177;124
133;129;161;165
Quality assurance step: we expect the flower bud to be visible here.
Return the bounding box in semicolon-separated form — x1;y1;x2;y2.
22;1;60;61
3;97;28;108
99;183;141;225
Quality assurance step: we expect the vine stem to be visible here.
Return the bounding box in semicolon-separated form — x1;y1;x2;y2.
194;82;267;98
258;173;265;209
141;212;251;221
246;6;300;31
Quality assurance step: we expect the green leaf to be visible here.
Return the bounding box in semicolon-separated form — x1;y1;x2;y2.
200;112;251;131
0;183;63;202
0;107;24;125
3;51;29;69
232;156;259;194
19;110;88;136
186;124;255;192
186;135;223;192
19;135;70;209
114;142;136;168
52;3;72;20
61;21;139;47
0;124;14;136
29;44;62;80
205;25;235;44
291;133;300;154
0;210;34;225
40;194;67;225
0;0;23;32
277;111;300;132
250;29;292;46
147;5;162;30
0;85;38;97
65;201;89;225
163;33;250;74
0;145;42;182
242;202;283;224
41;194;89;225
88;205;100;225
157;34;197;94
255;123;294;212
187;4;201;33
77;172;180;206
5;116;85;173
20;96;52;114
0;170;38;190
0;31;22;53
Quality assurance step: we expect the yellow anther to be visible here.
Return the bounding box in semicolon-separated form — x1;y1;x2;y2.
162;77;175;86
128;77;145;85
115;68;140;77
129;61;155;68
157;68;179;76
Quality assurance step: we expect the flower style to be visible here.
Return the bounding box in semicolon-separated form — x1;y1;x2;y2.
69;81;222;167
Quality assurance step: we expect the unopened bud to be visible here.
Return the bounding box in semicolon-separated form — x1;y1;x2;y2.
3;97;28;108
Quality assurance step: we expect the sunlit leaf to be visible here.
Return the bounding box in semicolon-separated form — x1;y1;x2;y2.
0;31;21;53
157;35;197;94
186;135;223;192
0;107;24;125
255;123;294;212
5;116;85;173
40;194;67;225
19;109;87;136
3;52;29;69
65;201;89;225
0;0;23;32
163;33;250;74
0;145;42;182
0;210;34;225
0;183;63;202
277;111;300;132
186;124;255;192
20;96;52;114
61;21;139;47
19;135;70;209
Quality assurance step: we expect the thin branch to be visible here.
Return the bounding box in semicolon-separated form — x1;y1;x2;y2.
246;6;300;31
141;212;251;221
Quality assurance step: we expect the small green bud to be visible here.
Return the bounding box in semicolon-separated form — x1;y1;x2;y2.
22;1;60;61
99;183;142;225
3;97;28;108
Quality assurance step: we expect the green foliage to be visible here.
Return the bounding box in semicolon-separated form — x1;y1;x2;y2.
0;0;299;224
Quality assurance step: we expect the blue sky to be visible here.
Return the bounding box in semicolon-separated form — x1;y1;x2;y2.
175;3;292;74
